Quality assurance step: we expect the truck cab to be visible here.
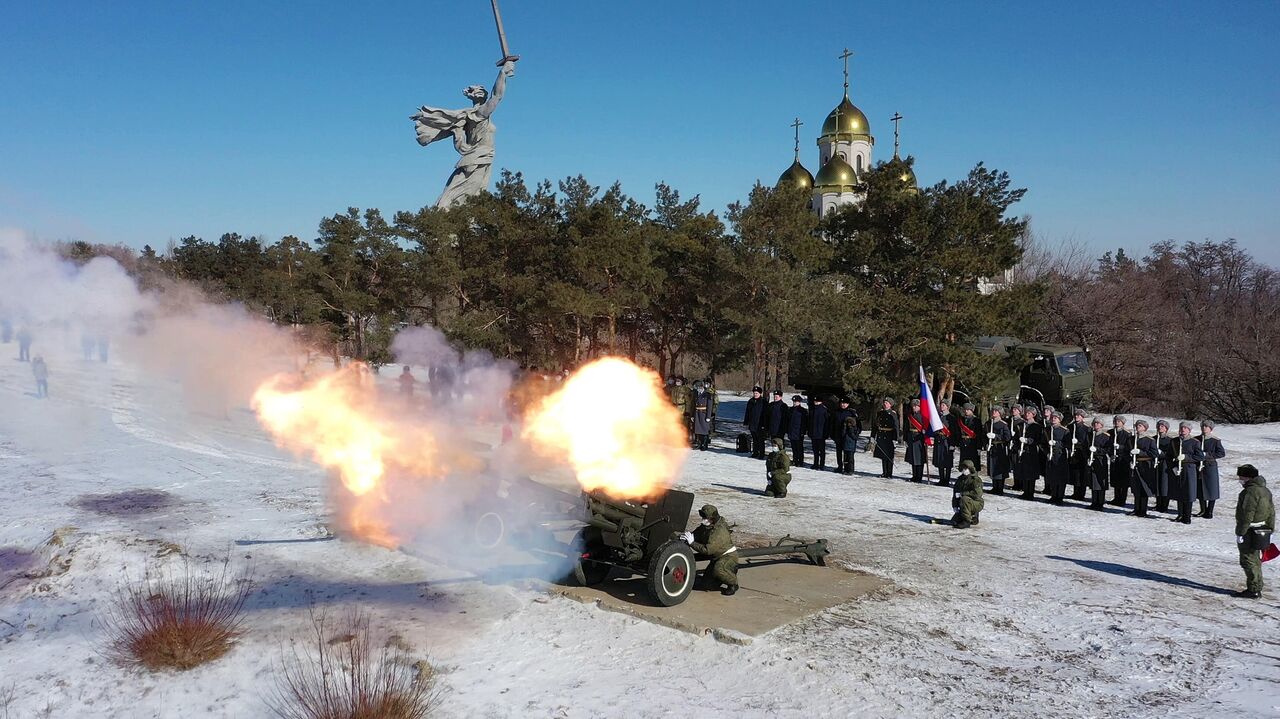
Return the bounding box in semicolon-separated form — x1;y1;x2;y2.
975;337;1093;411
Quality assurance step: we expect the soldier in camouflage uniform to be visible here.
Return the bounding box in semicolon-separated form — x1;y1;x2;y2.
682;504;739;596
951;459;985;529
764;438;792;498
1233;464;1274;599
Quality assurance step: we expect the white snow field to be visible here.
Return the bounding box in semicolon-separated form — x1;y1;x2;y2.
1;355;1278;719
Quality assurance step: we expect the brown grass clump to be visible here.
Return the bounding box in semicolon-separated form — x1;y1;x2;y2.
269;608;440;719
103;557;252;671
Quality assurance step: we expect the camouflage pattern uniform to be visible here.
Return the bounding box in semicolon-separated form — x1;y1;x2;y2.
952;459;985;528
765;438;792;497
689;504;738;593
1234;467;1274;597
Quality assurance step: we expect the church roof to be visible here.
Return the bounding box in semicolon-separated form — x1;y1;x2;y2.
777;160;814;190
814;154;859;192
820;96;873;143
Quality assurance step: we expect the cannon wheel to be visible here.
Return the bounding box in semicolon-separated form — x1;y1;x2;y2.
646;541;696;607
571;527;611;586
472;510;507;551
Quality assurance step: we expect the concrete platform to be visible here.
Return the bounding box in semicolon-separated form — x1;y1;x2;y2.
548;560;888;644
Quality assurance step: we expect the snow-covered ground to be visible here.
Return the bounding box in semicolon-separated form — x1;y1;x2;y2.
1;355;1277;719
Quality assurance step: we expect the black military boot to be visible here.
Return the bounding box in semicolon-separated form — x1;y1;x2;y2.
1155;498;1169;513
721;584;738;596
937;470;950;487
911;465;924;483
1194;499;1209;517
972;512;980;525
1204;500;1215;519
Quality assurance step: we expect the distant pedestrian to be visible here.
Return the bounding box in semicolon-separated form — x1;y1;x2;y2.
808;395;829;470
1232;464;1274;599
16;327;32;362
32;356;49;398
786;395;808;467
399;365;416;397
744;386;767;459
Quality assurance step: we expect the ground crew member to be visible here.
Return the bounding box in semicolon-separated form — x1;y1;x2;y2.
951;459;984;529
681;504;739;596
398;366;416;397
871;398;899;478
1233;464;1274;599
1197;420;1226;518
32;356;49;398
764;439;791;497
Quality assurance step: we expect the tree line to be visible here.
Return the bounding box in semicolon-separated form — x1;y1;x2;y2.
46;157;1278;422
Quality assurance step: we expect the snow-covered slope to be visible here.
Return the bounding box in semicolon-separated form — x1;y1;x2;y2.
1;359;1277;719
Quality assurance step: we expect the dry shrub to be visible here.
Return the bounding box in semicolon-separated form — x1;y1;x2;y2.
269;608;440;719
103;556;252;671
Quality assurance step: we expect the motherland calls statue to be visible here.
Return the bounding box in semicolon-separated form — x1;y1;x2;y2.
411;60;517;210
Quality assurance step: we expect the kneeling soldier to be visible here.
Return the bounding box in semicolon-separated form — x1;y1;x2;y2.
952;459;985;529
681;504;739;596
1233;465;1274;599
764;439;792;498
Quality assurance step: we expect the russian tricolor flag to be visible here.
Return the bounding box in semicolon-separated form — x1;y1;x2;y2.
918;365;945;445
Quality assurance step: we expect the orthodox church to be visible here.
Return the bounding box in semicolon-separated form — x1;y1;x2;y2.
777;50;916;215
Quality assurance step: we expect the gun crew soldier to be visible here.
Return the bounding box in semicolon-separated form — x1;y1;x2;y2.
904;398;928;483
764;439;792;498
1128;420;1161;517
985;408;1013;494
1196;420;1226;518
680;505;739;596
1233;464;1274;599
951;459;985;529
871;398;899;478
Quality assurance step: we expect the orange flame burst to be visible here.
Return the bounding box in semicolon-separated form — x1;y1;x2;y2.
523;357;688;501
251;364;439;548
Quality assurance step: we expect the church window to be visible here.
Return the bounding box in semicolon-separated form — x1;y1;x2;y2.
857;155;864;172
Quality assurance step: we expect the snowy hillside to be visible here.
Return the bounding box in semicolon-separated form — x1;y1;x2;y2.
1;355;1278;719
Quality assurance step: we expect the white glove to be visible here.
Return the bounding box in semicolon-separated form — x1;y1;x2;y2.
1130;448;1140;455
679;531;694;544
1237;535;1244;544
1020;437;1030;445
1177;454;1186;461
1049;439;1057;446
767;472;774;479
986;432;996;439
1072;437;1079;444
1089;445;1097;453
953;492;960;499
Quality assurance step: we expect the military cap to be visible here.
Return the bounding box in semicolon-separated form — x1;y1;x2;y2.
698;504;719;520
1012;404;1024;411
752;385;763;394
911;398;921;405
1025;407;1038;416
773;390;783;397
772;438;785;451
839;396;850;404
1200;419;1215;429
963;403;975;411
1134;419;1149;429
959;459;977;473
1179;421;1193;430
883;397;895;405
1112;415;1126;424
1052;411;1064;420
1237;464;1259;478
791;394;803;402
1156;419;1170;428
1073;407;1087;417
1092;417;1105;426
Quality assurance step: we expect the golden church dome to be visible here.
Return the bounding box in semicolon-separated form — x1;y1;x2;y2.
814;154;859;191
777;160;814;190
819;96;873;142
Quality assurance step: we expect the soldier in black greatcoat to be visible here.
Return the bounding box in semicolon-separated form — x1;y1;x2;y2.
871;398;899;478
808;395;830;470
985;408;1013;494
904;398;929;483
786;395;808;467
932;401;956;487
765;390;788;443
1154;419;1174;512
1015;407;1045;499
1196;420;1226;519
1170;421;1205;524
744;386;768;459
957;403;983;472
1044;411;1071;505
830;397;855;474
1067;408;1091;501
1108;416;1133;507
1086;417;1113;510
1128;419;1161;517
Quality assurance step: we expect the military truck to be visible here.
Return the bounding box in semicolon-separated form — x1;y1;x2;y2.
973;336;1093;412
788;336;1094;414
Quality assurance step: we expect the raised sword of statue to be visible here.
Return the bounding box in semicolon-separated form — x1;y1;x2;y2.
490;0;520;66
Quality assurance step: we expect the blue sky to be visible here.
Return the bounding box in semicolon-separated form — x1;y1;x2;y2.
3;1;1278;263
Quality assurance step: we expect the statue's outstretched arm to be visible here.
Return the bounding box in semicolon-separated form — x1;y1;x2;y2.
478;60;515;119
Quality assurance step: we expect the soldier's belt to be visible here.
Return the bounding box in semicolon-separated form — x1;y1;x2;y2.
1136;457;1153;462
877;427;895;432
